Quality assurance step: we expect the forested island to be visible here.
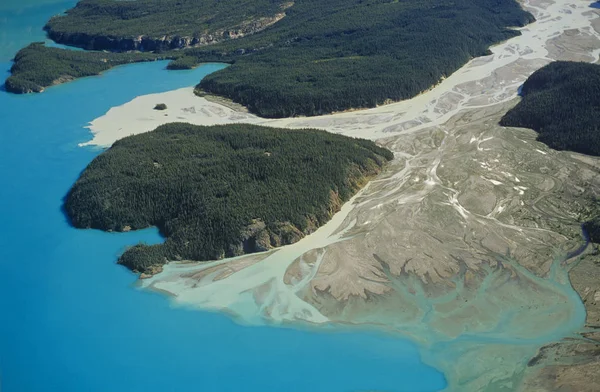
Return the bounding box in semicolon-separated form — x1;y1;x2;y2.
500;61;600;242
64;123;393;275
6;0;534;117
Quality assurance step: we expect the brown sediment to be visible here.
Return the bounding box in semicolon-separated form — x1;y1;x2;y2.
520;248;600;392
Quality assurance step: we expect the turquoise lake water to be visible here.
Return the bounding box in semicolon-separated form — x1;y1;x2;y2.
0;1;446;391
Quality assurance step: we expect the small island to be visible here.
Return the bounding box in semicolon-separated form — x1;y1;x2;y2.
64;123;393;275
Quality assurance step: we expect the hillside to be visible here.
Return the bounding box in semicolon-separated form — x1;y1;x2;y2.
64;123;393;274
7;0;534;117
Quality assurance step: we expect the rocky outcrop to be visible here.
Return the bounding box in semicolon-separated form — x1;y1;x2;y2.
139;264;163;279
4;76;44;94
226;190;347;258
228;219;271;256
45;13;286;52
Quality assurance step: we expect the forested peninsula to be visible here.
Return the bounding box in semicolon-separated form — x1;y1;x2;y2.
4;43;173;93
6;0;534;117
500;61;600;242
64;123;393;275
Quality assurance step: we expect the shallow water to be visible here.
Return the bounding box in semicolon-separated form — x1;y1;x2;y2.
0;2;446;391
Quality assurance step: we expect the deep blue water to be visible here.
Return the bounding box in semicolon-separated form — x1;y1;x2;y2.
0;2;446;391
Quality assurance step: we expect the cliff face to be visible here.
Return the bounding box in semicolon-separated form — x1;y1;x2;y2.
44;14;285;52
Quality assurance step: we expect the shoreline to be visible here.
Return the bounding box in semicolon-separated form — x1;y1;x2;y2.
81;86;262;147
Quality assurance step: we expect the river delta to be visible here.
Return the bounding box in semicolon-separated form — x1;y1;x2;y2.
2;0;600;391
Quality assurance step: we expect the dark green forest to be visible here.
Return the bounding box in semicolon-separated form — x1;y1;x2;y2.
500;61;600;156
584;221;600;244
195;0;534;117
64;123;393;273
7;0;534;117
500;61;600;243
45;0;287;49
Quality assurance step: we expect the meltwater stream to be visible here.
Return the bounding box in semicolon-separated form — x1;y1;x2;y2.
0;1;446;391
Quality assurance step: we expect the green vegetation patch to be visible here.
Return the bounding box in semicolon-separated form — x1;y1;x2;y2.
584;220;600;244
64;123;393;273
188;0;535;117
501;61;600;156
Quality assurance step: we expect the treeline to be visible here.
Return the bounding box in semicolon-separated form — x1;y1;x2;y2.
64;123;393;273
6;0;534;117
500;61;600;156
195;0;535;117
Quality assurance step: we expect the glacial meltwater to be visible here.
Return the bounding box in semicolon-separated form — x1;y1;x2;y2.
0;1;446;391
